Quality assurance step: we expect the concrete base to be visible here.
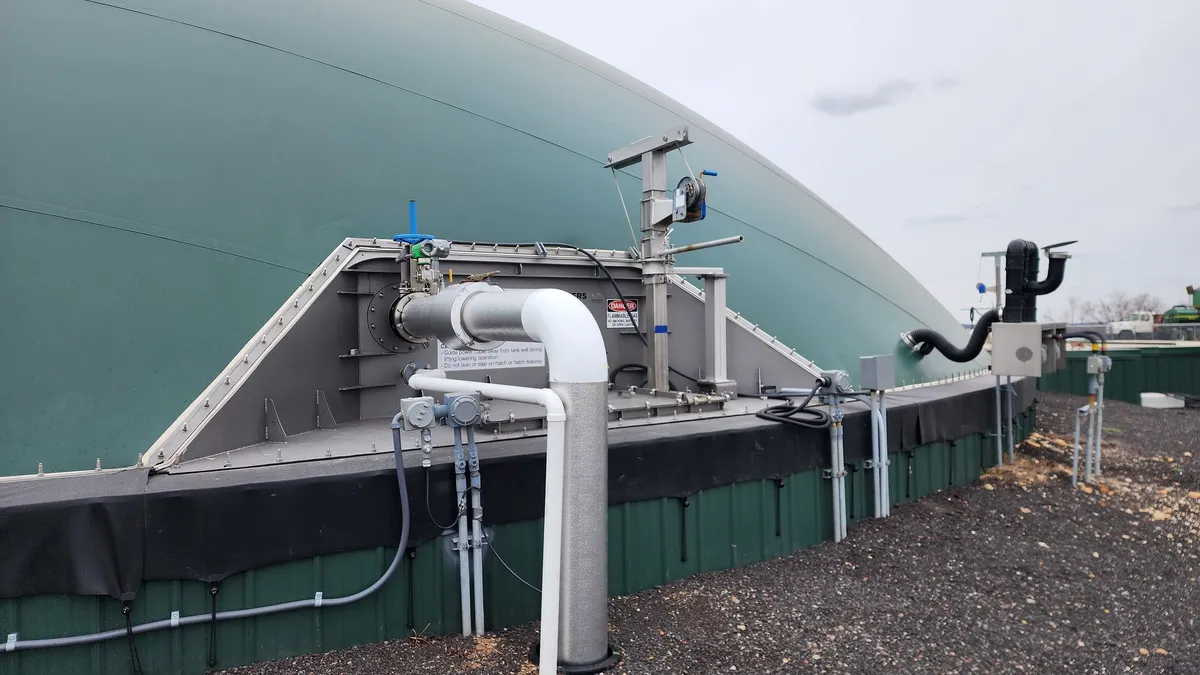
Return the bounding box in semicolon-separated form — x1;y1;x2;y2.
1140;393;1185;409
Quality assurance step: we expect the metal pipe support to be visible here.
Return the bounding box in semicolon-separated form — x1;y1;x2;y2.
452;428;472;636
1006;376;1015;464
467;427;485;636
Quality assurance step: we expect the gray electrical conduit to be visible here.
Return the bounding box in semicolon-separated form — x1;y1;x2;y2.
5;412;413;652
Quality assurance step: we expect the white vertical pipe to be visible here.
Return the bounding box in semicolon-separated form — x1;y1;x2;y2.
407;373;567;675
536;410;567;675
880;392;890;517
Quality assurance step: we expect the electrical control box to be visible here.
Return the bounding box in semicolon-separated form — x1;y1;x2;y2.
859;354;896;391
400;396;437;430
1086;355;1102;375
444;392;482;428
990;322;1048;377
1041;322;1067;374
819;370;853;394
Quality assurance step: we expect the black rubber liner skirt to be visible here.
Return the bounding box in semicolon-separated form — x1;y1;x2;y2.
0;376;1036;600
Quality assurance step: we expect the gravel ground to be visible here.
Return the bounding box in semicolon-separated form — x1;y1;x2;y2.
218;392;1200;675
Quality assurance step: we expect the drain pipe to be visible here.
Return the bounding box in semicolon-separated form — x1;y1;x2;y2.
399;283;616;672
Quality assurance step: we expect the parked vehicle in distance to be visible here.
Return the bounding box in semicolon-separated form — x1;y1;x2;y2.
1107;286;1200;340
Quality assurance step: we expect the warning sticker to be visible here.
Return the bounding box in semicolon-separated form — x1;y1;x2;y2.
437;341;546;371
606;298;639;329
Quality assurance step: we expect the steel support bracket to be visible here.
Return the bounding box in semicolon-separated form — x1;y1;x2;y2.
316;389;338;430
264;398;289;442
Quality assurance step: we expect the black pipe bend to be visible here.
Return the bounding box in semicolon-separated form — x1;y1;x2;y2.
900;309;1000;362
1026;253;1067;295
1064;331;1104;345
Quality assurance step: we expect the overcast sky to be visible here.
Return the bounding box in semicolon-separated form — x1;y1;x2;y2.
469;0;1200;322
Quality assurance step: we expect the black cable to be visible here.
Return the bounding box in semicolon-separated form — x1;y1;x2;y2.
484;240;700;386
122;602;143;675
208;583;220;668
755;382;831;430
485;536;541;594
425;468;465;531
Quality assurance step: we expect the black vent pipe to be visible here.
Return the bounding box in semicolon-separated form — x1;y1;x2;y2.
1002;239;1034;322
1021;243;1040;322
900;309;1000;362
1027;252;1067;296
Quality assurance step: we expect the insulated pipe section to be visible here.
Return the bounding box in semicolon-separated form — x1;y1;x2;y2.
900;309;999;361
400;284;613;670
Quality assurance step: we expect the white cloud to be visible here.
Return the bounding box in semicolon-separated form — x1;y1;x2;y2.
469;0;1200;320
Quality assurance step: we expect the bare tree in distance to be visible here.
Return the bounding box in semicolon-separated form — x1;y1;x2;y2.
1085;291;1163;323
1044;291;1162;324
1045;296;1088;324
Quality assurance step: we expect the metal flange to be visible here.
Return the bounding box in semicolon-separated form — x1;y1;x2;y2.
368;284;426;353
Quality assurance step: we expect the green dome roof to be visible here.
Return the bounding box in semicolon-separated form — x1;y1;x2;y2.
0;0;980;476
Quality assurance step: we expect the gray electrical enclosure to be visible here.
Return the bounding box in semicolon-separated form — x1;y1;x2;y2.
859;354;896;391
991;322;1066;377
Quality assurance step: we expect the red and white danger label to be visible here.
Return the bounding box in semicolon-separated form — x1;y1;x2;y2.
606;298;639;329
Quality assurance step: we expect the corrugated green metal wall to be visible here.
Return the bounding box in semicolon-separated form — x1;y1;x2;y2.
0;410;1033;675
1038;347;1200;403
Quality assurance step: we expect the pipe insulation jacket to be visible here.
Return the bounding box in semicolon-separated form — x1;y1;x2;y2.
900;309;1000;362
401;283;612;669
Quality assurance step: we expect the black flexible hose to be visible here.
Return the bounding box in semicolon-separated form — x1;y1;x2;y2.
608;362;691;391
901;309;1000;362
1064;331;1105;344
755;382;831;430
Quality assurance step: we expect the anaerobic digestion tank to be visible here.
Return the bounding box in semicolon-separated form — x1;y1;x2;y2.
0;0;979;476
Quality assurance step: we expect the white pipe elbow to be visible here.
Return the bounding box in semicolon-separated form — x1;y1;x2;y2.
518;289;608;384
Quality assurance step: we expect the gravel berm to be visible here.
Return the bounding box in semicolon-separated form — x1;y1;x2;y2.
217;392;1200;675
